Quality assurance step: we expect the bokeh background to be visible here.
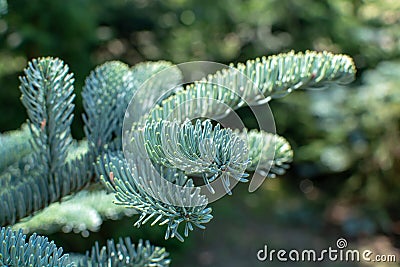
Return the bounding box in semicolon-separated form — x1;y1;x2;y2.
1;0;400;266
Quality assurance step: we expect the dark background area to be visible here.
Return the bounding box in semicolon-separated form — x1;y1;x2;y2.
1;0;400;266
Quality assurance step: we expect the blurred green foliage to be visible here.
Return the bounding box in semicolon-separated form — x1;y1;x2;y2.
290;60;400;237
1;0;400;262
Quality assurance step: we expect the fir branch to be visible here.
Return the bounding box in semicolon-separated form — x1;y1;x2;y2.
140;119;250;194
129;61;183;115
0;150;93;226
98;152;213;242
19;57;75;178
144;50;356;123
82;61;133;153
243;130;293;177
0;58;93;226
0;125;31;173
0;153;49;226
0;227;72;267
77;238;170;267
13;190;136;235
82;61;181;153
0;172;50;226
97;51;354;242
0;144;35;192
